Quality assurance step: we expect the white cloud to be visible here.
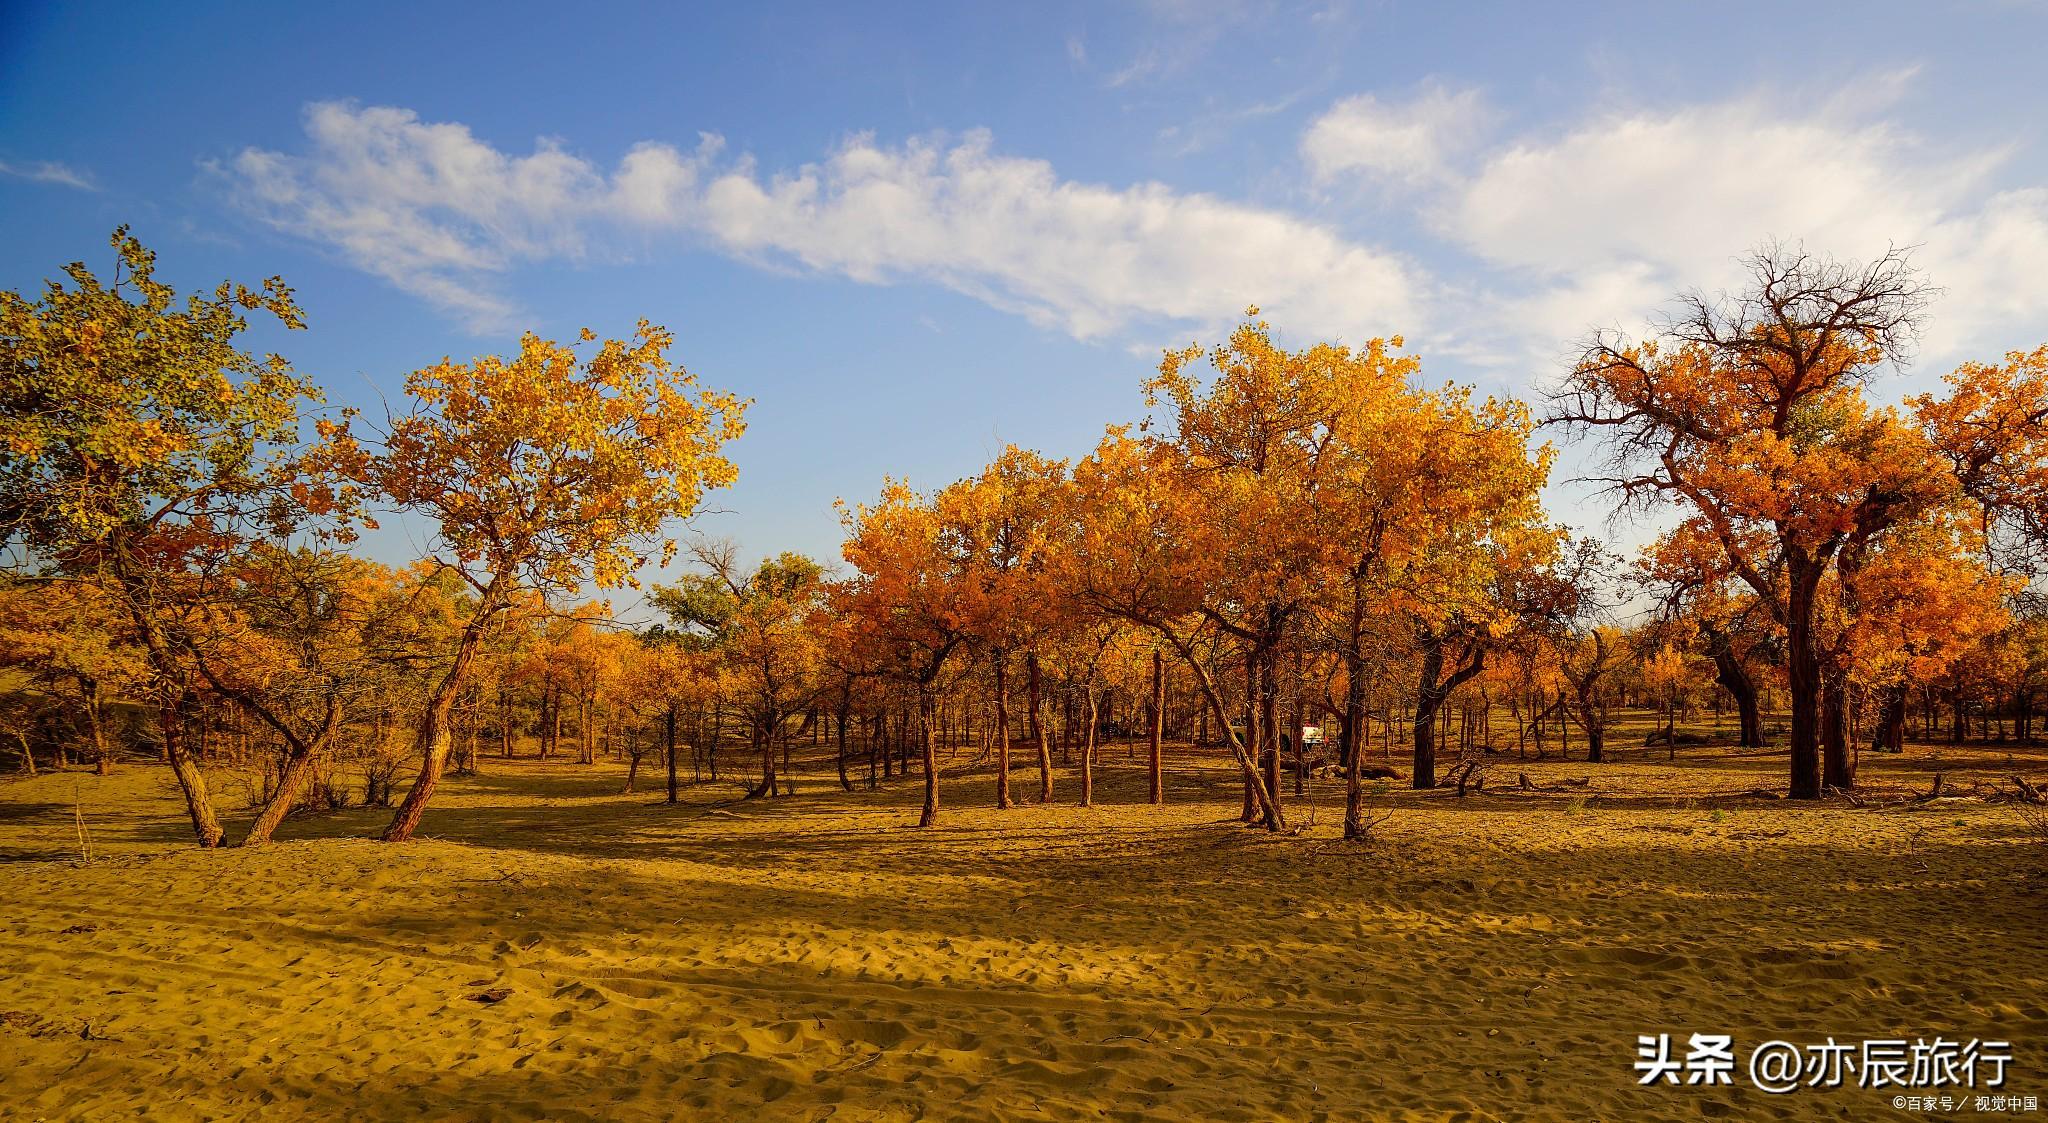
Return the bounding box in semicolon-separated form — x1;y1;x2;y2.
1416;85;2048;367
225;101;1424;341
224;82;2047;372
225;104;623;327
0;159;96;191
1444;101;1964;278
692;130;1422;339
1301;84;1488;187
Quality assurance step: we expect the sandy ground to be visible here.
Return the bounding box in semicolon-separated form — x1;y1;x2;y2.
1;734;2044;1121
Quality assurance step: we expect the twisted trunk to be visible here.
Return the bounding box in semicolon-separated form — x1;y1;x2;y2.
162;689;225;848
1574;683;1605;764
382;575;506;843
242;698;342;846
1710;639;1764;748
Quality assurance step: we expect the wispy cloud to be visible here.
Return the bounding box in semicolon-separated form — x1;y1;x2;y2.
1158;93;1303;157
1105;0;1268;88
1301;83;1490;188
0;159;97;191
223;101;1427;341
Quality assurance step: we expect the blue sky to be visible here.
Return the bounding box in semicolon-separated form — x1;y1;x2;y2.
5;0;2047;601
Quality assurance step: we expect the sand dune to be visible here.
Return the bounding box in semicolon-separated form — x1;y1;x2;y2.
1;743;2043;1121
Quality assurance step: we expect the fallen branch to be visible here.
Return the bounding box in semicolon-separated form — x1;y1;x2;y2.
1515;772;1591;793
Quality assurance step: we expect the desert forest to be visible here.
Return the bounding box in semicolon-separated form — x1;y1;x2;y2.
5;4;2048;1119
1;224;2044;1121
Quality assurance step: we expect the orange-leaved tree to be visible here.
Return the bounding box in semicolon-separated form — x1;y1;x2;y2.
934;446;1070;808
1914;345;2048;570
836;480;975;828
1819;510;2010;755
1136;312;1359;829
0;580;147;776
1547;245;1960;797
1067;426;1289;829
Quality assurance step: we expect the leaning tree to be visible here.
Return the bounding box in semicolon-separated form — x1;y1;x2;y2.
312;322;746;841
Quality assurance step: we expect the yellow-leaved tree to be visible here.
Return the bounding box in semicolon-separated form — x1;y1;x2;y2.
0;227;313;846
313;322;746;841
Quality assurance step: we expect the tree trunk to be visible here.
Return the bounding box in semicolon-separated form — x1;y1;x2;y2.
242;702;342;846
836;697;853;792
1167;637;1284;831
1784;564;1825;800
1342;654;1371;839
1080;688;1097;807
1148;649;1164;805
1288;681;1305;798
1821;678;1856;790
162;690;226;848
752;724;777;797
1340;575;1377;837
1871;684;1906;753
85;682;110;776
1027;651;1053;803
666;704;680;804
1411;629;1486;790
1578;688;1604;764
1242;654;1261;821
993;652;1012;809
917;688;940;827
1259;643;1282;829
1710;642;1764;748
382;585;502;843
